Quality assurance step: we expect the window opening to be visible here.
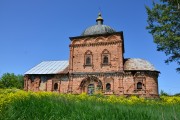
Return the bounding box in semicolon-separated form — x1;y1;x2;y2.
106;83;111;91
137;82;142;89
54;83;58;91
103;55;109;64
84;50;92;66
86;56;91;65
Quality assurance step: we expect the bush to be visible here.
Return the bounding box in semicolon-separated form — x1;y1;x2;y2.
160;90;169;96
0;73;24;89
174;93;180;96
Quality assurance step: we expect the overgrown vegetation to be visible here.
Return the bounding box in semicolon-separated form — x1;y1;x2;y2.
0;73;24;89
0;89;180;120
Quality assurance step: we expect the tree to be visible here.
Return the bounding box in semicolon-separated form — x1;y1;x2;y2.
16;74;24;89
146;0;180;72
0;73;24;89
160;90;169;96
0;81;4;88
174;93;180;96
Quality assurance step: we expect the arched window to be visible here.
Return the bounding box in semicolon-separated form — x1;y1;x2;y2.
54;83;58;91
106;83;111;91
84;50;92;66
103;55;108;64
137;82;142;89
86;56;91;65
101;49;110;65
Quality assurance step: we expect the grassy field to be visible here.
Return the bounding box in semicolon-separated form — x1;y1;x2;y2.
0;89;180;120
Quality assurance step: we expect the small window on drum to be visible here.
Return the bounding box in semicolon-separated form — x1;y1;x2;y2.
137;82;142;89
54;83;58;91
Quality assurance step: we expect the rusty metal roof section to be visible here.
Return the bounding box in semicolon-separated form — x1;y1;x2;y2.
124;58;157;71
25;60;69;74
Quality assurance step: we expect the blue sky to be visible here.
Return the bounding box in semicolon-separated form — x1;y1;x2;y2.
0;0;179;94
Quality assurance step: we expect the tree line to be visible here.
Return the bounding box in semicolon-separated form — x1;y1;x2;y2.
0;73;24;89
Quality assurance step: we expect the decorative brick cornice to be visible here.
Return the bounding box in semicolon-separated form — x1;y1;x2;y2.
69;72;124;78
69;71;159;78
69;40;121;48
124;71;159;78
69;31;123;40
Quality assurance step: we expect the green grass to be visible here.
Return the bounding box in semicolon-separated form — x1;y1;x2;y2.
1;95;180;120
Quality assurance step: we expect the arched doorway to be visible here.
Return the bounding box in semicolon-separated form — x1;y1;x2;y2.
79;76;102;94
88;84;94;95
54;83;58;91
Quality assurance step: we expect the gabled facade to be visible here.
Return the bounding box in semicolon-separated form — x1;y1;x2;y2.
24;13;159;98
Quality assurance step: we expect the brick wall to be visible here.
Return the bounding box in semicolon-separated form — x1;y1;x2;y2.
69;34;124;73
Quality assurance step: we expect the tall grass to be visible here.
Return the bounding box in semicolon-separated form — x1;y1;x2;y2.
0;89;180;120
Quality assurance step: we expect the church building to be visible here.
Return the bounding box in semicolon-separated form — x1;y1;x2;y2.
24;13;160;98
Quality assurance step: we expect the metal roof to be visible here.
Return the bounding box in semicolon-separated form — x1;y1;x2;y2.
81;25;116;36
124;58;157;71
81;13;116;36
25;60;69;74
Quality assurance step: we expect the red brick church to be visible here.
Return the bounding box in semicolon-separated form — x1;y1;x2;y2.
24;13;160;98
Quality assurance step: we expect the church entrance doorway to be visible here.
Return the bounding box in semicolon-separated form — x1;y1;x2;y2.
79;76;102;95
88;84;94;95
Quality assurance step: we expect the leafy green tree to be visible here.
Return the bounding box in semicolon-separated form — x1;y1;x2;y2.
160;90;169;96
174;93;180;96
0;81;4;88
0;73;24;89
16;74;24;89
146;0;180;72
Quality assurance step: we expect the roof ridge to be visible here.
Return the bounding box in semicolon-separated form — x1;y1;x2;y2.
42;60;69;62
